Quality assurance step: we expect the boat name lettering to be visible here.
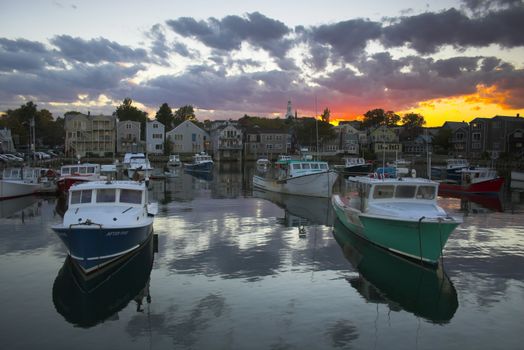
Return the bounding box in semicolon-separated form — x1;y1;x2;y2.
106;231;129;236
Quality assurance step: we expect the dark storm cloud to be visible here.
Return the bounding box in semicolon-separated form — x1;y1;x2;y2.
166;12;292;60
382;6;524;54
0;38;63;72
50;35;149;63
461;0;522;13
0;62;144;102
148;24;170;62
304;19;382;62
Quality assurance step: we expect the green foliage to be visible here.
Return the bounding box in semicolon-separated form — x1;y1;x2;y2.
433;128;452;155
295;118;336;147
238;115;288;130
155;103;174;131
400;113;426;140
320;108;330;123
173;105;196;127
115;98;148;139
362;109;400;128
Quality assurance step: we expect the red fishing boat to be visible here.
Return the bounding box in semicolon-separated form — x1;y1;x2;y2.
438;167;504;195
56;163;106;194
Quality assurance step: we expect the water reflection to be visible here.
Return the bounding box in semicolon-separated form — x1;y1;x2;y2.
0;195;41;219
439;193;504;214
52;234;156;328
332;218;458;323
253;189;333;227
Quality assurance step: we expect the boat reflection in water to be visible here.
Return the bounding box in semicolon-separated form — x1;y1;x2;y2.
253;189;333;227
0;195;40;219
52;234;156;328
332;219;458;324
439;192;503;213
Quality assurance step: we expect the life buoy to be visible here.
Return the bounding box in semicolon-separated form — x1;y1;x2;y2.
46;169;56;177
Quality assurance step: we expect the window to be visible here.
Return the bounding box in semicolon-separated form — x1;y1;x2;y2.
155;144;163;150
120;189;142;204
373;185;394;199
70;190;92;204
302;163;311;169
192;133;196;142
472;142;481;149
320;164;327;169
311;163;319;169
266;144;273;149
153;123;158;128
292;163;301;170
472;132;481;141
416;186;435;200
97;189;116;203
275;144;282;149
395;185;416;198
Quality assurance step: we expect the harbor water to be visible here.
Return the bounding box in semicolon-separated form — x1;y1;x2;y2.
1;163;523;349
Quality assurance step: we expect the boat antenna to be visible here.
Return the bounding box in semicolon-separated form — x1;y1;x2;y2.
315;95;319;161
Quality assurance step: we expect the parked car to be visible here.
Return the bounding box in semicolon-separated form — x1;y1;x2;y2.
2;153;24;162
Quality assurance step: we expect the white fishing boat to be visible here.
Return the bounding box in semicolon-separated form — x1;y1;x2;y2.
123;153;153;179
167;154;182;169
253;158;338;198
52;180;158;274
332;176;462;265
0;167;53;199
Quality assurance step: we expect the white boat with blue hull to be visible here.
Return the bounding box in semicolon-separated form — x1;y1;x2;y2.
52;180;158;274
185;152;213;173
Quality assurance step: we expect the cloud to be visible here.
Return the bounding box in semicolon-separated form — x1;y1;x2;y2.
50;35;149;64
0;38;63;72
382;6;524;54
166;12;292;60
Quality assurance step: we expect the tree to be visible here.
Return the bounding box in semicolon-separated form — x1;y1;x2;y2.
173;105;196;127
401;113;426;140
433;128;452;155
155;103;174;131
115;98;148;139
362;108;400;128
320;108;330;123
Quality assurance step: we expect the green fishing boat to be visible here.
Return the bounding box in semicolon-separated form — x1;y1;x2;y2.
332;176;462;265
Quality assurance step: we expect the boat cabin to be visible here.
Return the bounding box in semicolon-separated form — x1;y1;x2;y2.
192;153;213;164
274;159;330;179
344;157;366;167
347;178;438;212
60;163;101;177
446;158;469;170
460;167;497;184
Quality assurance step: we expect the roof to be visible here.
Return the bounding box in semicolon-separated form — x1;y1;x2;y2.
70;180;146;191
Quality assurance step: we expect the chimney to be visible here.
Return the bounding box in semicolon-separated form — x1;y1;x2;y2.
517;113;520;118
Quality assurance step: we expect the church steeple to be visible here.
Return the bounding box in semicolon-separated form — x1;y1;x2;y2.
285;100;294;119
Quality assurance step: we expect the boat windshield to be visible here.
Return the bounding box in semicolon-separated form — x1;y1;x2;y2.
120;189;142;204
70;189;92;204
96;189;116;203
395;185;416;198
416;186;436;200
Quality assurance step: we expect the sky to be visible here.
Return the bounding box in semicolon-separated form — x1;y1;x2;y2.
1;0;523;126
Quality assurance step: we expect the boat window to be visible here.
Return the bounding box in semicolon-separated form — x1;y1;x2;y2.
87;166;95;173
416;186;436;200
79;167;87;174
96;189;116;203
61;168;70;175
120;189;142;204
311;163;319;169
395;185;416;198
292;163;301;170
70;167;78;174
373;185;394;199
70;190;92;204
302;163;311;169
320;164;327;169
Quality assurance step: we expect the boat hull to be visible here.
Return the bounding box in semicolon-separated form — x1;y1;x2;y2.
185;162;213;172
438;177;504;195
253;171;338;198
332;195;460;265
0;180;40;200
341;164;373;176
53;222;153;274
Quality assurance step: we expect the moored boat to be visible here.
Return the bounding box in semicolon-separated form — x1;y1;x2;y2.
437;167;504;195
431;158;469;181
253;158;338;198
167;154;182;169
52;180;158;274
56;163;105;193
0;167;45;200
184;152;213;173
332;176;462;265
335;157;373;176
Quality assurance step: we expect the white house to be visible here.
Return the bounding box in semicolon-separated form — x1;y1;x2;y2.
146;120;165;154
166;120;210;154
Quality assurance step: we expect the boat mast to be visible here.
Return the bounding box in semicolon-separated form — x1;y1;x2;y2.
315;96;319;161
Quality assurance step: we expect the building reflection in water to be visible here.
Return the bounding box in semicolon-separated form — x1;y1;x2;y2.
332;219;458;324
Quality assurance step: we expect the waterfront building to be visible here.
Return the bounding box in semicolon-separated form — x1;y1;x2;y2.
0;128;16;153
166;120;210;155
335;123;360;155
64;113;116;157
116;120;143;154
209;120;243;161
146;120;165;155
243;127;291;161
369;125;401;155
